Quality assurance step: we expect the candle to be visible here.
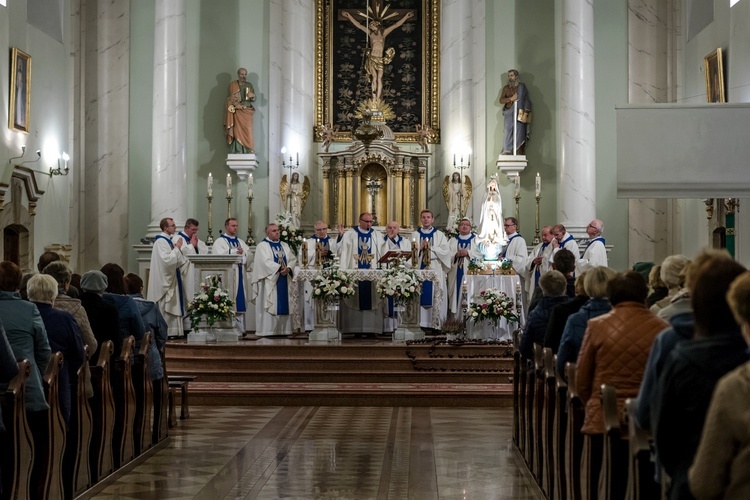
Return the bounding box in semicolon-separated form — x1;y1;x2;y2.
207;173;213;197
535;173;541;197
226;173;232;196
248;174;254;198
514;175;521;198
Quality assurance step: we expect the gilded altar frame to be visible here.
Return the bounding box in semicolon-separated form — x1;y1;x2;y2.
314;0;440;145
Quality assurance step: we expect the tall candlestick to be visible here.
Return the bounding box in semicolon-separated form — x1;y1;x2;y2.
226;173;232;196
208;172;213;197
514;175;521;198
248;174;254;198
535;173;541;197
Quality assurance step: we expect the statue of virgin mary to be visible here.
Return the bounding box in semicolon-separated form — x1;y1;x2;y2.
477;175;507;260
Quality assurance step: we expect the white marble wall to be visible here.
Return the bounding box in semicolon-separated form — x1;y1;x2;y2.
559;0;596;236
148;0;187;235
436;0;485;223
627;0;682;265
82;0;130;267
269;0;315;224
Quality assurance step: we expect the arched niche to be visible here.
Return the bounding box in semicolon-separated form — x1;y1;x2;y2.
359;163;388;225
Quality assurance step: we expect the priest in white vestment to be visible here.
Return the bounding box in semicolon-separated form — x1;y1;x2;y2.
173;218;209;332
250;223;297;336
302;221;339;332
576;219;608;274
212;218;251;333
147;217;188;338
338;212;383;334
521;225;554;303
500;217;529;308
447;218;482;316
381;220;412;333
411;210;452;329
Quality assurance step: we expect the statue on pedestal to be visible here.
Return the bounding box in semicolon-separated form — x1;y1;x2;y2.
224;67;256;154
280;173;311;227
442;173;472;231
477;175;507;260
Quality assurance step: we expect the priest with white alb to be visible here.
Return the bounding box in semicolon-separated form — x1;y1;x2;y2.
576;219;608;274
412;210;452;330
447;218;482;316
212;217;251;333
147;217;188;338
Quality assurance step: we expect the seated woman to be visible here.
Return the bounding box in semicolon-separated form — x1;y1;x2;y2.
689;270;750;499
124;272;167;382
653;257;747;500
27;274;85;425
0;261;51;427
519;270;569;360
100;263;145;358
556;266;617;377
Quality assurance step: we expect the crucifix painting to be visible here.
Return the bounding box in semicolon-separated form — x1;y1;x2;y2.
314;0;440;143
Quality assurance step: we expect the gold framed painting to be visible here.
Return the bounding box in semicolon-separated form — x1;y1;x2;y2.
704;48;725;103
9;48;32;132
314;0;440;144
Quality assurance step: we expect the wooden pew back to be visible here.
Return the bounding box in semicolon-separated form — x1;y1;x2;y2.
0;360;34;500
34;352;66;500
624;398;660;500
564;362;584;500
133;332;154;455
65;345;92;498
553;355;568;500
112;336;136;468
89;340;115;482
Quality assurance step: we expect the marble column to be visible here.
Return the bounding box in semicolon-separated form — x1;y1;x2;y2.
559;0;596;236
627;0;682;264
439;0;485;223
147;0;187;235
269;0;315;224
82;0;131;267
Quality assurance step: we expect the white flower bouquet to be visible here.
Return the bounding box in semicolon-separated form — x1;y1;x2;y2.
468;288;520;326
376;258;424;307
310;260;357;304
275;211;305;255
188;275;235;329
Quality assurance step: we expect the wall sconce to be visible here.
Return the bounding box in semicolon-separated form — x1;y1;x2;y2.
21;149;41;166
50;152;70;176
8;145;26;164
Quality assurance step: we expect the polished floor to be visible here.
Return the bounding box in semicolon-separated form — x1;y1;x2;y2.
91;406;541;499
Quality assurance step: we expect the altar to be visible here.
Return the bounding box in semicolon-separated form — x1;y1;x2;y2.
463;274;525;342
292;267;443;339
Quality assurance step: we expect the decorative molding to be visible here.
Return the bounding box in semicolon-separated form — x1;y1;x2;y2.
0;165;46;215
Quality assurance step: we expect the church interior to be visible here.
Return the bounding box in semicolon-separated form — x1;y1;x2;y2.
2;0;750;498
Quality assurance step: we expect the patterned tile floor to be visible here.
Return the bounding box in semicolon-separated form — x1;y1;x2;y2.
91;406;541;500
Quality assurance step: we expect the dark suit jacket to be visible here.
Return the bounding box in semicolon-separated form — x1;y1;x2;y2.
544;295;589;353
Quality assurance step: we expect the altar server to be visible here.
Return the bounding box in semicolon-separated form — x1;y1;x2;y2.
411;210;452;330
338;212;383;334
250;223;297;336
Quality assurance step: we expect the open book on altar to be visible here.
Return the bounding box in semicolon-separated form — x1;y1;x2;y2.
378;250;413;265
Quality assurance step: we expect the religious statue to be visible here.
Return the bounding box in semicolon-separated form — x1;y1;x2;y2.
342;1;415;104
477;175;507;260
415;124;432;152
280;173;310;227
224;67;256;154
442;173;472;230
499;69;532;155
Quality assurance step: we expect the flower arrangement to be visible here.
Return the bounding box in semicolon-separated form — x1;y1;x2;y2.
310;260;357;304
468;288;520;326
467;258;485;275
188;275;235;329
275;212;305;255
376;258;424;306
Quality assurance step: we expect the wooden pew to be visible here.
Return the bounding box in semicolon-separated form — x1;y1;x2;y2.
132;332;154;456
599;384;629;500
112;336;136;468
89;341;115;483
553;355;568;500
514;330;528;458
524;353;536;468
153;348;169;444
532;343;545;481
32;352;66;500
541;348;557;499
64;346;92;499
624;398;660;500
0;360;34;500
512;329;521;448
564;362;584;500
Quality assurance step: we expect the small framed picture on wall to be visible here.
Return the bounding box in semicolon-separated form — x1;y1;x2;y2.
704;48;725;103
9;48;32;132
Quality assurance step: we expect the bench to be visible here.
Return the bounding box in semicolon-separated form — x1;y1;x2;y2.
168;375;197;425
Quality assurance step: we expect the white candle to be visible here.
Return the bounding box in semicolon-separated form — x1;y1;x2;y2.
226;173;232;196
248;174;254;198
207;173;213;197
535;173;541;197
514;175;521;197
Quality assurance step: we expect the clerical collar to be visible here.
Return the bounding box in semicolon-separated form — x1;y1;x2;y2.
355;226;372;236
264;237;281;244
458;233;474;240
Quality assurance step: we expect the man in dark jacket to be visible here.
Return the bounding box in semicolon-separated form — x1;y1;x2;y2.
520;270;569;359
